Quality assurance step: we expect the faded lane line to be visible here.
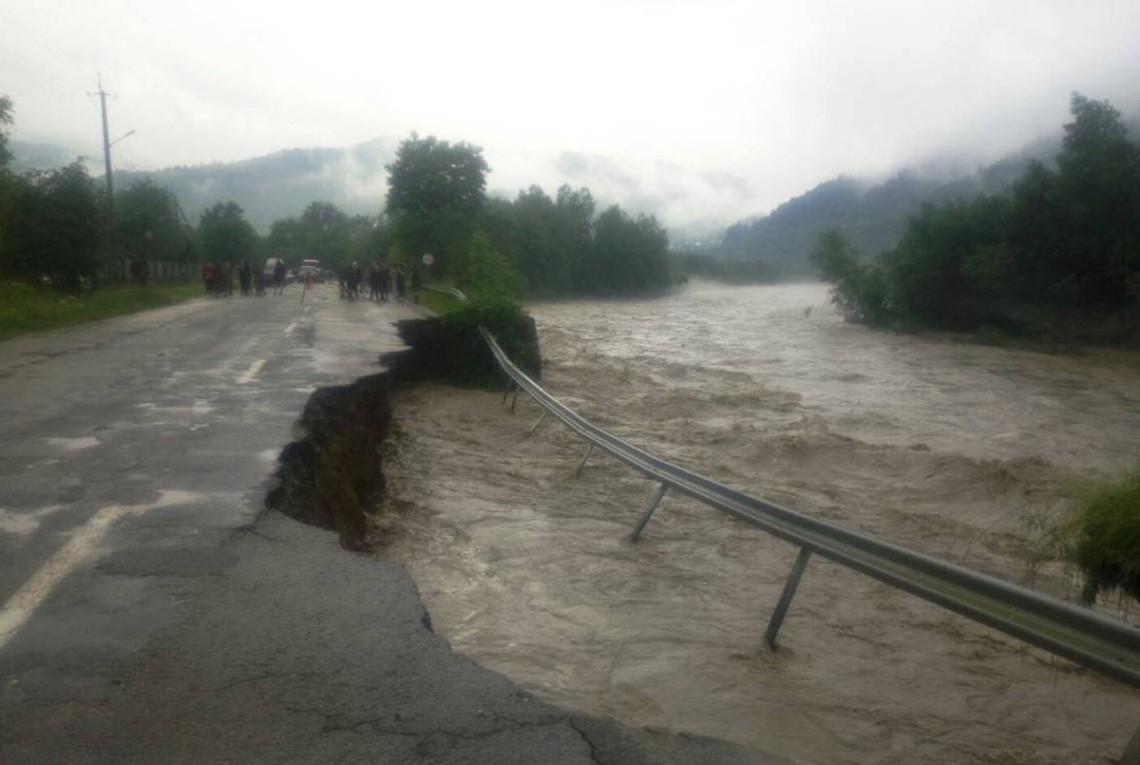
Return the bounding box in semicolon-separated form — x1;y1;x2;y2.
284;321;297;335
237;358;266;385
0;490;203;653
0;505;132;651
0;505;65;537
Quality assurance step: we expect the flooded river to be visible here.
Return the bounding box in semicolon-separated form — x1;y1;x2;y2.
383;282;1140;764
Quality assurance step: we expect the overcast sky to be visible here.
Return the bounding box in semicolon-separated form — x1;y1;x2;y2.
3;0;1139;226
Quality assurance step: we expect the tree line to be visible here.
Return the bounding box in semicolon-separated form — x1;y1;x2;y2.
813;94;1140;345
0;96;199;289
382;134;673;298
0;98;674;299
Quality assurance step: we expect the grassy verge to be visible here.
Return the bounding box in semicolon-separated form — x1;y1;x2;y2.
0;281;202;342
1066;468;1140;604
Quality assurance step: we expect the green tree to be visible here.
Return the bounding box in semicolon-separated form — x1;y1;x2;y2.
5;162;105;288
1008;160;1063;301
886;196;1011;328
588;206;671;294
476;185;669;297
347;214;387;267
115;178;189;265
811;228;891;324
266;202;380;274
509;186;559;292
463;228;521;302
198;201;258;265
297;201;351;269
385;134;489;277
1052;94;1140;309
811;228;862;283
265;216;306;263
817;95;1140;341
475;196;520;269
478;184;595;297
553;185;594;292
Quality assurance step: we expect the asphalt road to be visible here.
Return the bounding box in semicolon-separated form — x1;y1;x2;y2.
0;284;785;765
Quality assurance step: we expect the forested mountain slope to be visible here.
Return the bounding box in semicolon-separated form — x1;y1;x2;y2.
719;141;1058;273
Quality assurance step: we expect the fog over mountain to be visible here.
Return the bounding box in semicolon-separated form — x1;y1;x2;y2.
9;128;1068;246
6;0;1138;244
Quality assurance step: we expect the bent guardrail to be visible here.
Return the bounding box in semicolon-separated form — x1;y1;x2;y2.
422;285;1139;756
473;323;1140;693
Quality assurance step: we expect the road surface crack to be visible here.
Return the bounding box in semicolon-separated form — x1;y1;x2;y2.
569;718;604;764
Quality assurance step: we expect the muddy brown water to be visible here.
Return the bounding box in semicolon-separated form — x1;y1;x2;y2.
382;282;1140;764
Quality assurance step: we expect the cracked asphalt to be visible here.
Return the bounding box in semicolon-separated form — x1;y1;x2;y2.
0;285;787;764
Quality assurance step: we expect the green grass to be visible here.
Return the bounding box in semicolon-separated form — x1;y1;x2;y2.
1067;468;1140;604
0;281;202;342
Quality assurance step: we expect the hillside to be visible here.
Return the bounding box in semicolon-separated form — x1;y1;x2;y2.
9;138;395;233
8;129;1103;252
718;139;1058;273
117;140;393;232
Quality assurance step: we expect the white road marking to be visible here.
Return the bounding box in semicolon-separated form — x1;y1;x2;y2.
236;358;266;385
284;321;297;335
0;505;64;537
44;437;100;451
0;490;203;652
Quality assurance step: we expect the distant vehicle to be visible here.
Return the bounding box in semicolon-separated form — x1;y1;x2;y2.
263;257;286;283
297;259;323;283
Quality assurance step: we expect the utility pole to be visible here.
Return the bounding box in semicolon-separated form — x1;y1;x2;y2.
89;75;134;280
92;74;114;205
89;75;134;209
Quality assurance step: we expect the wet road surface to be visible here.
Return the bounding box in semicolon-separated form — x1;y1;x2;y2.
0;284;787;765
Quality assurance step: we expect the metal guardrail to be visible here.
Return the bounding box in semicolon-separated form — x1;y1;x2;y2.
470;326;1140;691
425;285;1140;753
426;285;470;303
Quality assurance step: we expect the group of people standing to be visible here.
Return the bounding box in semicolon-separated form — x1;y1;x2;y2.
200;260;285;297
202;261;249;297
340;261;418;302
200;258;421;301
199;260;288;297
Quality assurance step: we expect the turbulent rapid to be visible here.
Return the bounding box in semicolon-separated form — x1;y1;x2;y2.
382;282;1140;764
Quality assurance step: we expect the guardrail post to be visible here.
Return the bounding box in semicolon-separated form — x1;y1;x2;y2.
630;483;670;542
501;380;515;405
575;442;594;477
764;547;813;651
526;410;549;437
510;386;520;413
1121;721;1140;765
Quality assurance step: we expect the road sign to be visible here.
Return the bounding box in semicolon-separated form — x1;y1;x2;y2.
422;253;434;267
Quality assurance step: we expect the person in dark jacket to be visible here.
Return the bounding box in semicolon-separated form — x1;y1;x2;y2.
273;260;286;295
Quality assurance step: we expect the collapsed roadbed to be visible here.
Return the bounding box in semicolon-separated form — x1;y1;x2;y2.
266;370;393;550
260;314;788;765
267;311;542;550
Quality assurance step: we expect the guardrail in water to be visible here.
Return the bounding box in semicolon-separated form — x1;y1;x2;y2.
424;285;1140;759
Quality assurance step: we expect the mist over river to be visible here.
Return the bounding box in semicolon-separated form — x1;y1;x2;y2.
383;282;1140;764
